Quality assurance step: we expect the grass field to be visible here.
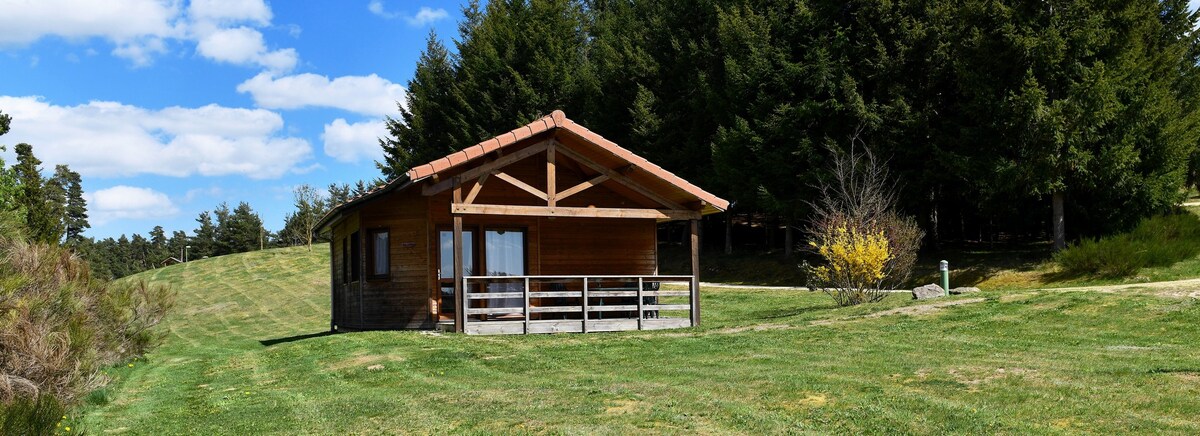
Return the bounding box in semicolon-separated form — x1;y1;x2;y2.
78;244;1200;434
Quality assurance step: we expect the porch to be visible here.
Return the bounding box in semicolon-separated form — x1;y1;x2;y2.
443;274;697;335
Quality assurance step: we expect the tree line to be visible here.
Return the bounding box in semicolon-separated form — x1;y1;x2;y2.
380;0;1200;251
80;183;359;280
0;121;89;247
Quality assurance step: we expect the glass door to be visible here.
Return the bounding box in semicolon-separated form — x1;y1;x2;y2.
438;230;474;320
484;229;526;315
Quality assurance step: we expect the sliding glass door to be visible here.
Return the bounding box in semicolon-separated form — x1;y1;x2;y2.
438;230;473;319
485;229;525;314
438;227;528;320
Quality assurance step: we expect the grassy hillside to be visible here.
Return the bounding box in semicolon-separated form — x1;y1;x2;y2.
83;244;1200;434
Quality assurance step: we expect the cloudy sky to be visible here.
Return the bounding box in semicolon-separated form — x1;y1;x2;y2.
0;0;463;238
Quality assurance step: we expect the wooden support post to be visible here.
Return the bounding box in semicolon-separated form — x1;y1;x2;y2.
453;187;465;333
582;277;589;333
329;240;336;332
636;277;644;330
690;219;701;327
547;143;556;207
523;277;530;334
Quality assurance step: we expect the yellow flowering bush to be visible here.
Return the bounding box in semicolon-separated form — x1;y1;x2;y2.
810;226;890;284
807;224;893;306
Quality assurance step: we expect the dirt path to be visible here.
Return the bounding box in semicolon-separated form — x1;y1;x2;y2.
677;278;1200;337
1040;278;1200;299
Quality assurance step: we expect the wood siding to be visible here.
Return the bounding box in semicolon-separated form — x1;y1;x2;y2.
332;141;663;330
330;210;360;329
357;191;431;329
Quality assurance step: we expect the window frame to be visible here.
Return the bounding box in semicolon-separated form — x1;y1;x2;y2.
349;231;361;283
366;227;390;280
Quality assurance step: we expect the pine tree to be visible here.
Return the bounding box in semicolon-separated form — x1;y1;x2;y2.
378;32;472;178
61;166;88;244
12;143;59;244
215;202;264;255
192;211;217;259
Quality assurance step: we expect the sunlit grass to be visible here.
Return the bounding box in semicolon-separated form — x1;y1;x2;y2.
78;244;1200;434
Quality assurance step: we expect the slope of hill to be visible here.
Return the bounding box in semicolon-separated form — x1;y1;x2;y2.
81;244;1200;434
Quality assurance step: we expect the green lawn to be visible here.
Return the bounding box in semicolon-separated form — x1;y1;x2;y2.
82;244;1200;434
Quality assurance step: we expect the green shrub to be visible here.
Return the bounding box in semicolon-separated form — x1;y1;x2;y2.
0;394;67;436
0;236;174;427
1054;212;1200;278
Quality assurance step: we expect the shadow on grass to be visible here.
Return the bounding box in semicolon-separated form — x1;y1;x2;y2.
909;241;1052;287
749;303;841;320
260;331;337;347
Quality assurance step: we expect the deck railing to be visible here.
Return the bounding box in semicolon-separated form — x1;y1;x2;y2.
460;275;696;335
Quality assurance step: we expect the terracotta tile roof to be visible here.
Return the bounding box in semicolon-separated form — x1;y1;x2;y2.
405;110;729;211
318;110;727;230
406;113;561;181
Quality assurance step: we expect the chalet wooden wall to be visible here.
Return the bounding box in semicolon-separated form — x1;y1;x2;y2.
330;210;360;329
331;140;664;329
426;150;658;310
357;192;432;329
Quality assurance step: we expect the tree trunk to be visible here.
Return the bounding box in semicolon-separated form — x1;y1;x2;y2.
1052;191;1066;251
929;189;939;249
724;212;733;255
784;218;794;258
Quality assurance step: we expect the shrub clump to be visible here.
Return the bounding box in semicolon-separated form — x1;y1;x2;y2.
1054;212;1200;278
0;236;174;432
806;144;923;306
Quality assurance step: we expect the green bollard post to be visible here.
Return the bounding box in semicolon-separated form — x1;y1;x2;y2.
939;260;950;295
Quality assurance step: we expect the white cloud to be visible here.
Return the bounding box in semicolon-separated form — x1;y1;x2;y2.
188;0;272;25
195;26;296;73
0;0;181;45
368;2;449;27
406;7;449;26
322;118;386;163
0;95;313;179
237;72;406;116
183;186;223;203
0;0;296;71
367;0;395;18
112;37;168;67
84;185;180;225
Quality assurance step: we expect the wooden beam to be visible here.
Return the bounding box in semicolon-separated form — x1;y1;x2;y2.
452;203;700;220
553;143;687;210
422;140;550;196
556;174;609;202
690;219;700;327
464;172;489;204
453;187;465;333
493;171;548;201
547;143;557;207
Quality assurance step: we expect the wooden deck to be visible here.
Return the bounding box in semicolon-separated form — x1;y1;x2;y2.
457;275;697;335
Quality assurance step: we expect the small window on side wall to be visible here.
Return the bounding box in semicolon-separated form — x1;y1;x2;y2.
350;231;361;282
367;228;389;279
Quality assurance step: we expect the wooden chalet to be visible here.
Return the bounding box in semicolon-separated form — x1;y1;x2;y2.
317;110;728;335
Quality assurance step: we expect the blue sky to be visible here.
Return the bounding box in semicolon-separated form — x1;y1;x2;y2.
0;0;468;239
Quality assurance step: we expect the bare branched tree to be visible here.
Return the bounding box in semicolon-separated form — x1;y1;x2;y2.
806;135;924;306
293;185;326;251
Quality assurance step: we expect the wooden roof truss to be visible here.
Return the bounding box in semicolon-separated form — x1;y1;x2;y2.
426;139;701;221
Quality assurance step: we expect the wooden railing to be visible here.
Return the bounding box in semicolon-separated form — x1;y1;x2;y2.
460;275;696;335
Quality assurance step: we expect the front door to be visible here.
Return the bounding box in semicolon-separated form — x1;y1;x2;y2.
438;230;474;320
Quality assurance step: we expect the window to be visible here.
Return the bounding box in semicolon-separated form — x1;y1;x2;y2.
341;237;349;283
349;231;361;282
367;229;389;279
